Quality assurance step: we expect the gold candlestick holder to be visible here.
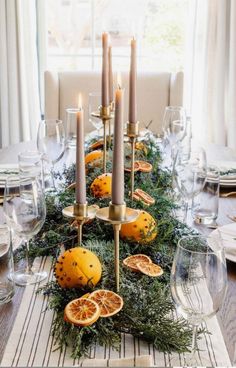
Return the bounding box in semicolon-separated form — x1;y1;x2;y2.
126;121;140;200
91;106;113;173
96;202;138;292
62;202;97;246
108;101;115;152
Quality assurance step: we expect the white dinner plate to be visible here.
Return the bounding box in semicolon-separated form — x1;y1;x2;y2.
220;180;236;188
211;223;236;263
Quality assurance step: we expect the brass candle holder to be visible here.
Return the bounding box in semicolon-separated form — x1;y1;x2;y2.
62;202;97;246
91;106;113;173
126;121;140;200
108;101;115;152
96;202;138;292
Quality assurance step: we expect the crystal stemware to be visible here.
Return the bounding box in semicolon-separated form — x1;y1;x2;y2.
88;92;103;137
172;145;207;222
170;234;227;366
37;119;65;189
161;106;186;167
3;175;47;285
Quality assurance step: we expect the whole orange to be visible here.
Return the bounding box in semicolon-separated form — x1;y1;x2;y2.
90;173;112;198
120;210;157;244
85;150;103;167
54;247;102;288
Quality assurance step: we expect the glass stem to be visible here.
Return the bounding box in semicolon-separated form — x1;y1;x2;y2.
190;324;198;361
183;200;188;223
25;238;31;274
51;163;56;190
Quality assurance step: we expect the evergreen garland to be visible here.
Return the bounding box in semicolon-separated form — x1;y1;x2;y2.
23;133;202;358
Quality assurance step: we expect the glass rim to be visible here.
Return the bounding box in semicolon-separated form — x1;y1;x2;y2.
18;150;43;160
39;119;63;125
66;108;81;113
4;174;40;185
165;106;185;111
177;234;223;255
88;91;101;97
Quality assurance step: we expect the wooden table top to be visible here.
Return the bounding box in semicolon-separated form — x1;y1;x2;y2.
0;140;236;365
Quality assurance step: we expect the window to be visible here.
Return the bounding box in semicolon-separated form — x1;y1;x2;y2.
43;0;189;72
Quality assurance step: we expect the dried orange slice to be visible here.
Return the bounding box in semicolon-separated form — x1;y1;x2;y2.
123;254;152;272
134;188;155;205
66;182;76;190
89;289;123;317
137;161;153;173
64;298;100;326
137;262;163;277
124;161;140;172
89;140;104;150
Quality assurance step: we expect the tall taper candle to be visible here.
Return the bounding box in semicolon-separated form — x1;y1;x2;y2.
76;94;86;204
129;38;137;123
112;86;124;204
108;45;113;104
102;32;109;107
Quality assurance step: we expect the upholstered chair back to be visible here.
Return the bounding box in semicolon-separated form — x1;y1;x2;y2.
44;71;183;135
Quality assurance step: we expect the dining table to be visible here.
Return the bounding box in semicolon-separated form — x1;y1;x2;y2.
0;139;236;367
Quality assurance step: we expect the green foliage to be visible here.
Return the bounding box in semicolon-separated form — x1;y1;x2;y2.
31;135;198;358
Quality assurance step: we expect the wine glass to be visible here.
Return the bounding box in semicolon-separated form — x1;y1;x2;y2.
172;145;207;222
3;175;47;285
88;92;103;137
37;119;65;189
162;106;186;166
170;235;227;366
162;106;186;144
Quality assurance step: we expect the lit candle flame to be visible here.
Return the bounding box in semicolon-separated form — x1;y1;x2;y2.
117;72;122;89
78;93;82;109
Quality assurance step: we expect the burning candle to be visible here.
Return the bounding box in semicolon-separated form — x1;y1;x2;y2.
108;45;113;104
129;37;137;123
112;76;124;205
76;94;86;204
102;32;109;107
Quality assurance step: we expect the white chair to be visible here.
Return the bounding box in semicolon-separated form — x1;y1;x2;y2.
44;70;183;135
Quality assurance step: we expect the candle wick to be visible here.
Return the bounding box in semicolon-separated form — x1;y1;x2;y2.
118;84;121;90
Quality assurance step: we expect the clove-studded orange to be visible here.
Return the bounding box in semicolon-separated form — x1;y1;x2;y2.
54;247;102;288
120;210;157;244
85;150;103;167
90;173;112;198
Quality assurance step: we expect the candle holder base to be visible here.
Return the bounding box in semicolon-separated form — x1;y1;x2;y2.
96;203;138;292
62;203;98;246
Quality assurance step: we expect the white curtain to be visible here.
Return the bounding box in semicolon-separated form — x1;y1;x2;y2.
0;0;41;148
185;0;236;149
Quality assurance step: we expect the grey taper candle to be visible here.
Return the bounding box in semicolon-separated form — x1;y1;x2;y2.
129;38;137;123
112;87;124;204
102;32;109;107
108;45;113;104
76;99;86;204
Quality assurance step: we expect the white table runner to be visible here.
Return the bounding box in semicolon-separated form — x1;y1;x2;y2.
1;257;232;367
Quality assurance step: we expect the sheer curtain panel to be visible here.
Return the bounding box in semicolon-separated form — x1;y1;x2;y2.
185;0;236;149
0;0;41;148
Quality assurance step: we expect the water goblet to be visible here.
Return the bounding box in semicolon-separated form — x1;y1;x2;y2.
170;234;227;366
88;92;103;137
37;119;65;190
161;106;186;167
3;175;47;285
172;145;207;222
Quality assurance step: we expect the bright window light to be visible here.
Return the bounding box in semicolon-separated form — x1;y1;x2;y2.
45;0;189;72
